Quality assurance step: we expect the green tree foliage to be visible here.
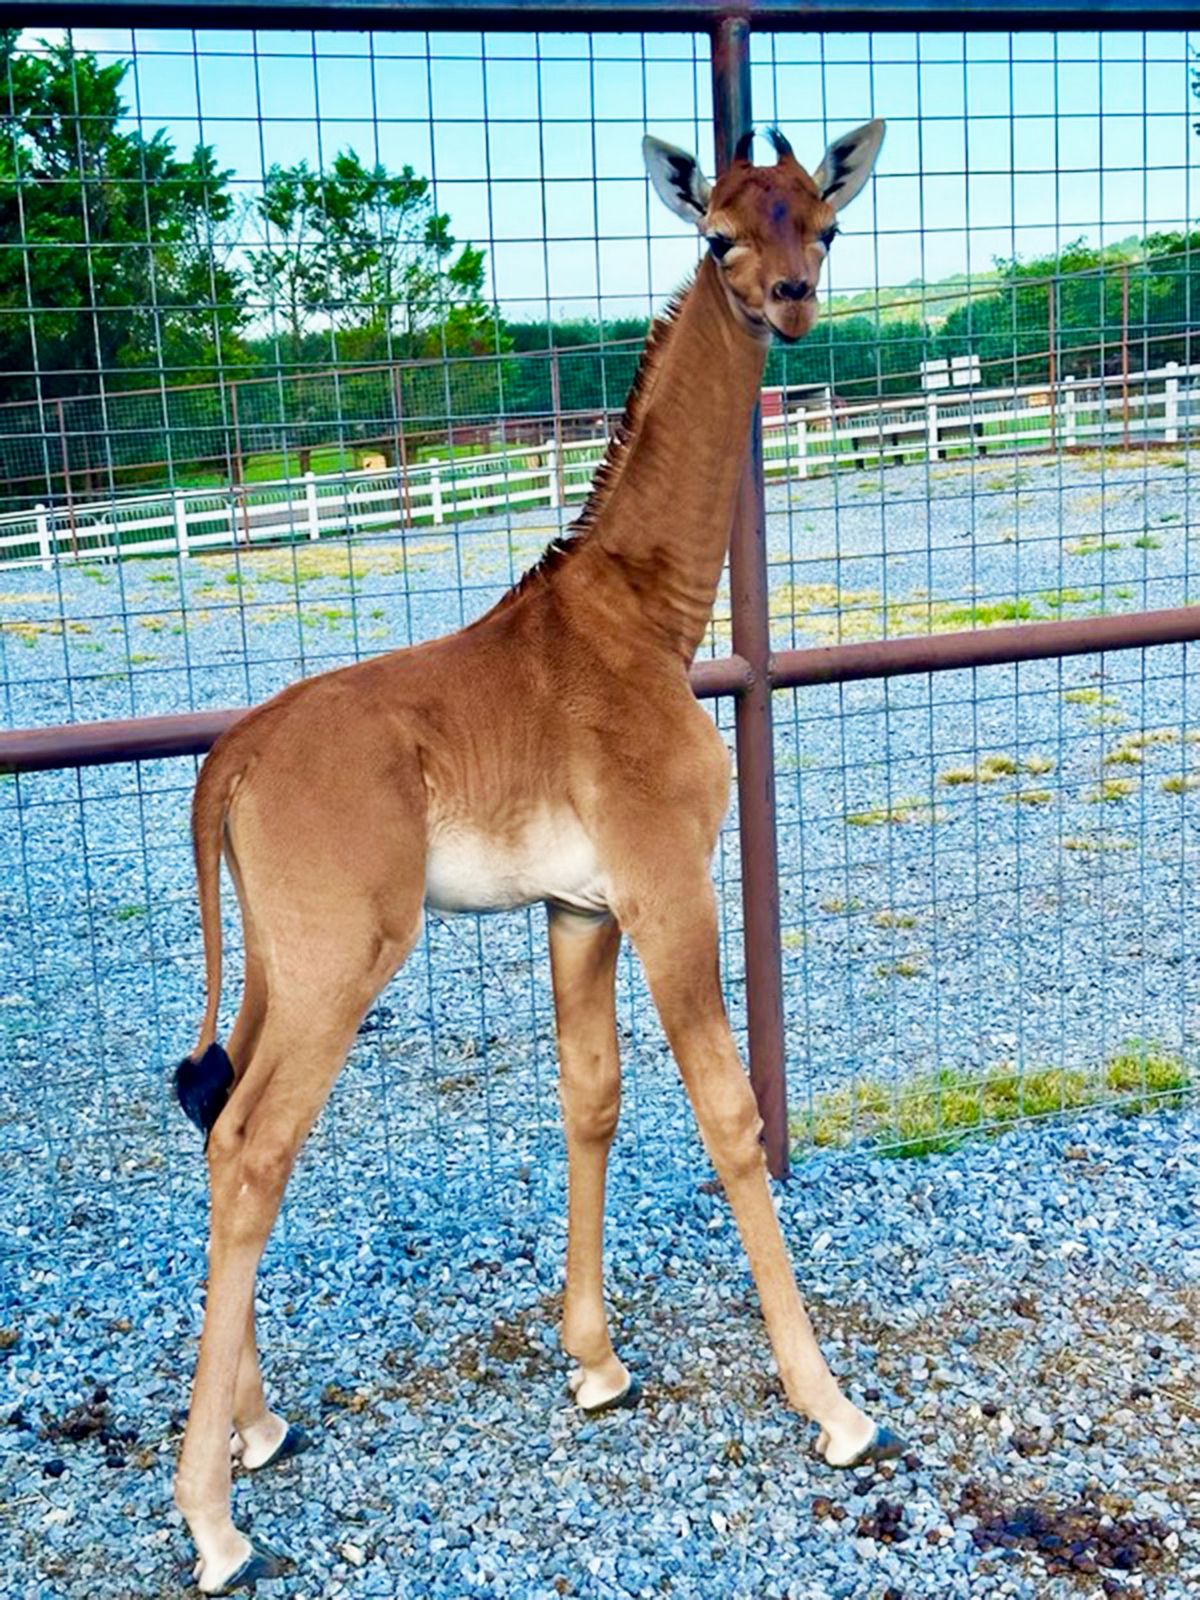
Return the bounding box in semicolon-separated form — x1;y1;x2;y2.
250;149;494;366
0;32;245;402
938;237;1199;386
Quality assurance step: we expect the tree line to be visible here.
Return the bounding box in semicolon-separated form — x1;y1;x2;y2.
0;34;494;406
0;32;1197;476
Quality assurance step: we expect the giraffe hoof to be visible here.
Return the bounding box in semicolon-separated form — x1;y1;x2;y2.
208;1543;289;1593
246;1422;311;1472
826;1423;906;1471
580;1374;642;1416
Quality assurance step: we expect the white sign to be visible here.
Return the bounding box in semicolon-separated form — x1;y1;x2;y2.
922;355;981;390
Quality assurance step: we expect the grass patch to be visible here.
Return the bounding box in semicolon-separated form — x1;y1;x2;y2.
1006;788;1052;806
1121;727;1179;750
1161;774;1200;795
871;910;917;929
1041;588;1101;609
781;929;806;950
196;538;450;588
935;599;1035;629
792;1043;1190;1156
846;797;943;827
874;958;924;979
1104;746;1142;767
1063;833;1134;855
112;904;146;922
1086;778;1136;803
1067;538;1123;556
1023;753;1055;775
938;752;1021;786
1132;536;1162;550
1062;687;1117;707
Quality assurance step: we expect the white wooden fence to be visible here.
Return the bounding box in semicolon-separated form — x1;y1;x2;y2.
1;361;1195;570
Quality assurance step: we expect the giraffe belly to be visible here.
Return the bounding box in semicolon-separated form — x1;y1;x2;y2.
425;813;610;916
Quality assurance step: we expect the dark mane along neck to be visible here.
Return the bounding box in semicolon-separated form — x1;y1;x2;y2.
477;279;694;618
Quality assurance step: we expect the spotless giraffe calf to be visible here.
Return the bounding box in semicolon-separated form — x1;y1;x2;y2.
173;119;895;1594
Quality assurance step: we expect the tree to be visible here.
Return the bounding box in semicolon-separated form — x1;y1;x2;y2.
250;149;494;366
0;32;247;402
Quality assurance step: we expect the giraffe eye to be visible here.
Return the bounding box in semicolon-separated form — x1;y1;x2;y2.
819;225;840;250
706;232;734;261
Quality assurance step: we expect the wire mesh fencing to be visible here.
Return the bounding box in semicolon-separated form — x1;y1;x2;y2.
0;19;1198;1284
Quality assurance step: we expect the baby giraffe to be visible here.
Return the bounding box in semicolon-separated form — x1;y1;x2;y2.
173;119;895;1594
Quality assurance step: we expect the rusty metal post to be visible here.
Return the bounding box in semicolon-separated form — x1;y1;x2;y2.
549;349;566;506
1046;277;1057;451
712;16;789;1179
392;364;413;529
1121;264;1131;449
56;398;77;558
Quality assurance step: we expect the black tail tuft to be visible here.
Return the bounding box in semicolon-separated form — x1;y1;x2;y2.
175;1042;234;1140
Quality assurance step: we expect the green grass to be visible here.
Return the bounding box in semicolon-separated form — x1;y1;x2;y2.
1087;777;1136;803
1132;536;1162;550
791;1042;1190;1158
874;958;925;979
846;797;943;827
1022;753;1055;776
935;599;1035;629
872;910;917;930
938;752;1023;786
1063;833;1134;855
1041;587;1101;609
112;904;146;922
1006;788;1053;806
1063;687;1118;707
1067;538;1123;556
1161;774;1200;795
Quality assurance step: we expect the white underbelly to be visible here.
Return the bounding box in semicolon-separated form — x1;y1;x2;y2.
425;812;609;916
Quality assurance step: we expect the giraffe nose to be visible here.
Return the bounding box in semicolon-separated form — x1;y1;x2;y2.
771;277;811;303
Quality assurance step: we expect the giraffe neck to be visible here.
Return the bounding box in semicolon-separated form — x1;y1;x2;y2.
560;256;769;667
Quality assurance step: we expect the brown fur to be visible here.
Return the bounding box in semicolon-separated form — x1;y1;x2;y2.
174;137;888;1593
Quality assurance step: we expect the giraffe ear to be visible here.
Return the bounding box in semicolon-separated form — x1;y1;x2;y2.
642;135;712;227
811;119;885;212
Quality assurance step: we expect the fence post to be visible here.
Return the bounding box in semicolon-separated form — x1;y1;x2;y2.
713;17;788;1180
35;503;52;570
546;439;560;509
795;408;809;480
926;395;940;463
430;458;444;526
304;471;320;540
1164;361;1179;444
173;490;190;559
1063;376;1077;450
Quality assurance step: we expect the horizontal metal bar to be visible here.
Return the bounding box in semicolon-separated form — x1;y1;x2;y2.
0;708;245;775
6;607;1200;776
767;605;1200;689
0;658;754;775
0;0;1189;29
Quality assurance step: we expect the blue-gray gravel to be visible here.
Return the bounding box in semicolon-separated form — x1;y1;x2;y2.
2;450;1199;1596
1;1109;1198;1597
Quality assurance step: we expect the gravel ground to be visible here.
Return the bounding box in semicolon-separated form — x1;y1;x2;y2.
1;1110;1197;1598
1;449;1199;1595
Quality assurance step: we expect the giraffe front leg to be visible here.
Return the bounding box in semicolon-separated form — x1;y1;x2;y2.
548;909;638;1414
625;872;904;1468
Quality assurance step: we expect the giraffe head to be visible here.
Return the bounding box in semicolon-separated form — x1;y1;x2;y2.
643;121;884;344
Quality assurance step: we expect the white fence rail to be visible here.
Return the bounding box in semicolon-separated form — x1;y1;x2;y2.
2;362;1196;570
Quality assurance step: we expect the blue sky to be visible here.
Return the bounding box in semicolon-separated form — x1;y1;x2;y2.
17;27;1200;326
